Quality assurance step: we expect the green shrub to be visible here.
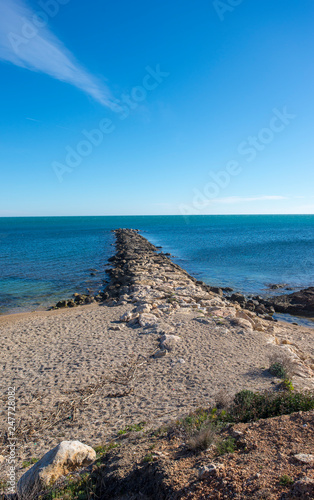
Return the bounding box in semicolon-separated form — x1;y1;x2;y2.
233;389;256;408
216;437;236;455
269;362;287;379
231;389;314;423
268;353;295;380
282;379;294;392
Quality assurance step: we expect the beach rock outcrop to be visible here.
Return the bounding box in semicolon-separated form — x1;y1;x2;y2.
17;441;96;497
268;287;314;317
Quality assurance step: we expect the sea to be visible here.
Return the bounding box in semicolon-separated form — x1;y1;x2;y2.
0;215;313;324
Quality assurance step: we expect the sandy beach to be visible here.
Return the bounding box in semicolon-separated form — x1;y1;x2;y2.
1;230;314;488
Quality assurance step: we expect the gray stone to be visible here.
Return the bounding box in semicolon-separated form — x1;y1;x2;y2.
153;349;167;359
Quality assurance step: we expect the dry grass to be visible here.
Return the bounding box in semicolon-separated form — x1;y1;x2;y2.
186;425;217;452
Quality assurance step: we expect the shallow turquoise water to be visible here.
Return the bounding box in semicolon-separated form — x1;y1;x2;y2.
0;215;313;315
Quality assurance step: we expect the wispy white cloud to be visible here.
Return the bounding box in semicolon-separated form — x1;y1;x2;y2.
0;0;113;107
205;196;288;205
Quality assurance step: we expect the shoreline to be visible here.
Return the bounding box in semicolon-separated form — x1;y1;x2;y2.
0;302;100;325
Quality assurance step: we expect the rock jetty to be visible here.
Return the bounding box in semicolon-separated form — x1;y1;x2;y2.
100;229;279;333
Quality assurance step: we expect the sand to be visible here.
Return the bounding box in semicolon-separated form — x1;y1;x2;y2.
1;302;314;485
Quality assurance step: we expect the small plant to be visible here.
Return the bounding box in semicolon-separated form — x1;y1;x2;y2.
279;474;294;486
216;437;236;455
0;480;8;491
167;296;178;304
215;390;233;410
22;457;39;468
282;378;294;392
143;453;154;463
152;425;168;437
182;409;211;433
46;473;93;500
118;421;146;435
269;362;287;379
94;441;119;457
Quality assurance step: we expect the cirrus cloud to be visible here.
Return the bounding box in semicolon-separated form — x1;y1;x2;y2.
0;0;113;107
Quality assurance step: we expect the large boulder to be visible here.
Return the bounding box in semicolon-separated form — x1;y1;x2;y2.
17;441;96;497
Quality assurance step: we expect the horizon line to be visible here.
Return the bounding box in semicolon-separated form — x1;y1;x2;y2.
1;213;314;218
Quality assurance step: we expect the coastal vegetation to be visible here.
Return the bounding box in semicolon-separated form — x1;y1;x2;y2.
34;387;314;500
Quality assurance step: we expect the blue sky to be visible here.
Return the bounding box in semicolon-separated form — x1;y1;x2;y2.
0;0;314;216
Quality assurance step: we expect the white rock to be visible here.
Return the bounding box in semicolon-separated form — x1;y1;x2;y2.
160;334;181;351
236;311;255;328
294;453;314;464
120;311;133;322
135;303;152;314
0;455;4;464
198;464;217;478
138;313;159;328
231;318;253;331
17;441;96;497
210;308;231;318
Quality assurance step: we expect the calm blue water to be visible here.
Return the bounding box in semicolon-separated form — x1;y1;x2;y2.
0;215;313;315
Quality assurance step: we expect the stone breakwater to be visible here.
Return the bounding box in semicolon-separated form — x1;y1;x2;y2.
104;228;252;330
104;229;274;326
